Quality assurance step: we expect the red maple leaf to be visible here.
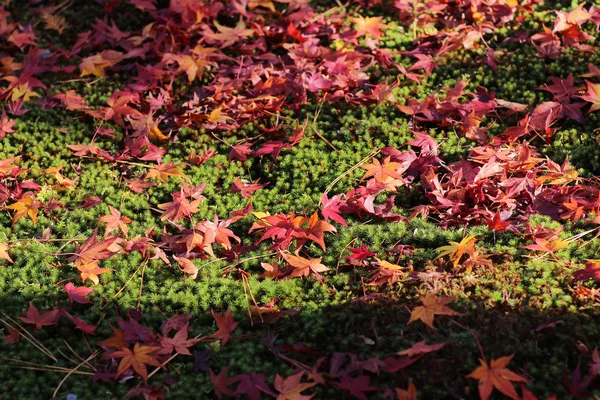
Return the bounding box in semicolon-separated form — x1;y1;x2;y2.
485;211;512;233
319;193;347;226
579;80;600;112
209;307;239;347
0;109;15;139
67;144;114;161
63;282;94;305
573;260;600;281
158;324;200;356
333;374;378;400
210;368;240;399
229;178;268;199
19;302;60;330
228;142;254;162
68;229;120;268
466;355;527;400
52;90;87;110
158;191;202;222
61;310;97;335
351;15;387;38
346;244;376;263
235;372;277;400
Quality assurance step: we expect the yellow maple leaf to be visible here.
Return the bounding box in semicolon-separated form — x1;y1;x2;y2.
436;235;478;268
207;106;233;124
7;194;41;227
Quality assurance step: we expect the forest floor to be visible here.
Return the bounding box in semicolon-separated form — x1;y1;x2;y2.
1;0;600;399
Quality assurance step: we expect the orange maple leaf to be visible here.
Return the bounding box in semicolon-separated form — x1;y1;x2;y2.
361;156;404;184
98;327;126;349
466;355;527;400
77;261;113;285
396;382;417;400
174;256;199;280
0;156;20;178
99;206;132;237
282;251;329;280
351;15;387;39
408;293;462;329
110;343;161;382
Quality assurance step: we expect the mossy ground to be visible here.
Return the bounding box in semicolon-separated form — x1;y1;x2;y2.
1;0;600;399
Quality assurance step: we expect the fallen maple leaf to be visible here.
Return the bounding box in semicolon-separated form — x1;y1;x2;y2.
210;368;239;399
282;251;329;280
80;50;123;77
396;341;445;357
61;310;97;335
68;229;120;268
209;307;239;347
333;374;378;400
408;293;462;329
573;259;600;281
19;302;60;330
520;236;569;253
395;382;417;400
0;109;15;139
46;166;77;188
110;343;161;382
435;235;477;268
158;324;199;356
3;324;20;344
173;256;199;280
206;19;254;47
351;15;387;38
0;242;13;263
76;262;113;286
158;191;202;222
361;156;404;186
99;206;132;237
319;193;348;226
7;193;41;227
273;372;316;400
98;327;126;349
346;244;375;263
63;282;94;305
145;162;188;184
466;355;527;400
229;178;268;199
